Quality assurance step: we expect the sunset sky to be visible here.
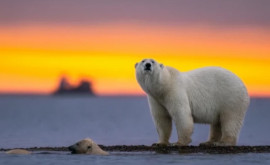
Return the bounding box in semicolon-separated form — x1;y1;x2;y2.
0;0;270;96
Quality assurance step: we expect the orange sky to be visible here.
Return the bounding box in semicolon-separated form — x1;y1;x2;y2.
0;24;270;96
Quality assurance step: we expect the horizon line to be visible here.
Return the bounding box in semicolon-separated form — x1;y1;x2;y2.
0;92;269;99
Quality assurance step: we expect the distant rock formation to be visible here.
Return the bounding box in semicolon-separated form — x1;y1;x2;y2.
53;77;95;96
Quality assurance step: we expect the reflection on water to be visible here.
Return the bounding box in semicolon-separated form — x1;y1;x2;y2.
0;151;270;165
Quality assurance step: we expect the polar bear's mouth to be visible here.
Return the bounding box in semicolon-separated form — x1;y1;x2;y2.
144;67;152;71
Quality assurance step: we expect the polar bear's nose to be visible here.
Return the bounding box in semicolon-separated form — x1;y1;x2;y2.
68;145;75;151
145;63;151;68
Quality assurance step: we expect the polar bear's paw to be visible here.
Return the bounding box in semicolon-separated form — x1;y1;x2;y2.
212;141;235;146
199;141;217;146
170;142;189;146
152;142;169;147
200;141;234;146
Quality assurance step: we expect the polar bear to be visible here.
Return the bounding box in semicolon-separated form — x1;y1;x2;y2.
68;138;109;155
5;149;31;154
135;58;249;146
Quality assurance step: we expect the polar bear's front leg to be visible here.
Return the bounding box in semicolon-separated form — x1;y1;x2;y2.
168;103;193;146
148;96;172;146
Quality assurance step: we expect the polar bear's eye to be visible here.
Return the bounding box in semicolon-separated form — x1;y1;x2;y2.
87;146;91;149
142;60;145;63
151;60;155;64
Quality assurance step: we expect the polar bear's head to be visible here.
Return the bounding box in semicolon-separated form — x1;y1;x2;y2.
68;138;109;155
135;58;164;76
135;58;165;93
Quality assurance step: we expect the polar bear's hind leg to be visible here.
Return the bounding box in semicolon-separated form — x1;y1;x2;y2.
200;122;222;146
208;109;245;146
216;110;244;146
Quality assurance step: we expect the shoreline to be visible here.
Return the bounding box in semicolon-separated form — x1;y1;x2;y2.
1;145;270;154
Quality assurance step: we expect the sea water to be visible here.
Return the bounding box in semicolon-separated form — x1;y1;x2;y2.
0;95;269;165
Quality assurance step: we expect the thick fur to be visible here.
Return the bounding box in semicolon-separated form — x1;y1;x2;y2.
68;138;109;155
135;58;249;146
5;149;31;154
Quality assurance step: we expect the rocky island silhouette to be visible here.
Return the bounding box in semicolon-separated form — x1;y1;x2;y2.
53;77;95;96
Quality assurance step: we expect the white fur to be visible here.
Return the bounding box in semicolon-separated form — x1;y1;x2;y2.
68;138;109;155
5;149;31;154
135;59;249;146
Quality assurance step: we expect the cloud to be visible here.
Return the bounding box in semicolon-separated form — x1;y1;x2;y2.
0;0;269;26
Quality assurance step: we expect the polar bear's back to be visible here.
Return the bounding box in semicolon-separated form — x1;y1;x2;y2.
182;67;249;123
185;67;246;92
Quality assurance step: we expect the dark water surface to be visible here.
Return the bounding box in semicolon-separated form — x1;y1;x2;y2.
0;95;269;164
1;152;270;165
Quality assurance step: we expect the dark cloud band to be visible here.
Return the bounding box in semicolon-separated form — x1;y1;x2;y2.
0;0;269;26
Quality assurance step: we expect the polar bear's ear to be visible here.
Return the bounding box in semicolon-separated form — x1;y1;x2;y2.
135;63;138;68
160;64;164;69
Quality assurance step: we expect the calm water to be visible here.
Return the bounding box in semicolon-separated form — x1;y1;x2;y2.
0;95;269;165
1;152;270;165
